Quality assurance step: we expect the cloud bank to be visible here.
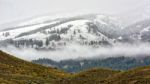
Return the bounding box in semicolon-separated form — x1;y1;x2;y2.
1;43;150;61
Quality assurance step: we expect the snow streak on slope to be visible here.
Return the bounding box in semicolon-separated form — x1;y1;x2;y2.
0;21;59;40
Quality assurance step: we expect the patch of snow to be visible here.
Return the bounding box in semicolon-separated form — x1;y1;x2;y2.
0;21;59;40
118;36;123;40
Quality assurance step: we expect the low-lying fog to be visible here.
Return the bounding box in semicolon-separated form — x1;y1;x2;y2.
1;43;150;61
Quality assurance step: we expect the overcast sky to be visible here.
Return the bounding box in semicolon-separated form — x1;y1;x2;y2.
0;0;149;25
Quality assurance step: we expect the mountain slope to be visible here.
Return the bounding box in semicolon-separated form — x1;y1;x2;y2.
56;66;150;84
120;19;150;42
57;68;120;84
1;50;150;84
0;14;122;49
32;56;150;73
0;50;70;84
105;66;150;84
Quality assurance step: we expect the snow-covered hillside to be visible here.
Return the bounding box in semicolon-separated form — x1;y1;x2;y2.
121;19;150;42
1;13;150;61
0;14;122;50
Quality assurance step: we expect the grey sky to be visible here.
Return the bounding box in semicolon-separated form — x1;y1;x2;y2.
0;0;149;25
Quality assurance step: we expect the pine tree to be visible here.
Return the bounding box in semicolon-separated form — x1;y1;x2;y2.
46;38;49;46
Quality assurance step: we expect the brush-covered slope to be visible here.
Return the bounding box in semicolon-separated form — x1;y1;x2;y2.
57;66;150;84
0;50;70;84
57;68;120;84
105;66;150;84
1;50;150;84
